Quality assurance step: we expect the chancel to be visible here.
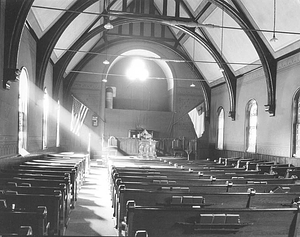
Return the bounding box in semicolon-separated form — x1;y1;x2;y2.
2;0;300;236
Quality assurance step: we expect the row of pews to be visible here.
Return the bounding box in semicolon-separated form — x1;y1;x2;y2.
0;152;90;236
109;156;300;237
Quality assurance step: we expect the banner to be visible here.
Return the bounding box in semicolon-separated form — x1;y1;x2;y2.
188;102;205;138
70;96;89;136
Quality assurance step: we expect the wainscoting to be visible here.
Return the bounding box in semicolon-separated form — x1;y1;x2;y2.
212;149;300;166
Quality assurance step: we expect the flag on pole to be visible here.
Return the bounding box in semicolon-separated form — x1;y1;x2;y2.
188;102;205;138
70;96;89;136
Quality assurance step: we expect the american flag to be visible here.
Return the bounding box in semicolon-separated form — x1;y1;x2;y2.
70;96;89;136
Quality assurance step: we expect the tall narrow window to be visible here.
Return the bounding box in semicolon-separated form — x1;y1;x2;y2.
217;107;224;150
292;89;300;157
18;67;29;153
245;100;258;153
42;88;49;150
56;100;60;147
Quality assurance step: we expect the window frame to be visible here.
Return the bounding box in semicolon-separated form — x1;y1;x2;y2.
245;99;258;153
18;67;29;153
56;100;60;148
216;107;225;150
42;87;48;150
292;88;300;157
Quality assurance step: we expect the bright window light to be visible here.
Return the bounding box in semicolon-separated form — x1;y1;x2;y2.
56;100;60;147
18;67;28;152
43;88;49;150
126;58;149;81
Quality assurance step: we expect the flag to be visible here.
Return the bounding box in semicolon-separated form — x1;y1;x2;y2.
70;96;89;136
188;102;205;138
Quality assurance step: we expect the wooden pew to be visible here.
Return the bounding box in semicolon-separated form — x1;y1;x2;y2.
114;187;300;232
0;171;71;217
0;152;89;236
111;177;300;223
0;189;63;235
108;157;295;188
112;178;300;209
113;174;296;185
4;153;90;226
46;152;90;179
0;169;71;214
110;159;298;209
0;182;69;230
15;164;77;207
108;157;279;177
111;166;263;175
4;153;89;217
109;156;279;175
0;200;49;236
29;158;84;190
0;226;34;236
123;202;300;237
34;152;90;188
116;180;300;193
109;156;300;236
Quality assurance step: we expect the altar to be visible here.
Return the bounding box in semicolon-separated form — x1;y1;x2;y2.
137;129;157;158
138;139;157;158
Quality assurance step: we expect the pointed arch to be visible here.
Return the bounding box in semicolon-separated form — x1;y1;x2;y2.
245;99;258;153
292;88;300;157
18;67;29;152
217;106;224;150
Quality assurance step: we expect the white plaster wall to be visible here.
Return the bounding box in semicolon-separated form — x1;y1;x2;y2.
210;52;300;158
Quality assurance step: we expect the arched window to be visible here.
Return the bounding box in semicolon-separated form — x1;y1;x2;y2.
18;67;28;153
56;100;60;147
42;88;49;150
217;107;224;150
292;88;300;157
245;99;258;153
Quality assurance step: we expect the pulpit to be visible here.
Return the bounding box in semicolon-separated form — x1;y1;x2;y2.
138;139;157;158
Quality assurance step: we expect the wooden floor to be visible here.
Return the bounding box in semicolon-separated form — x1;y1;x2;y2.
64;160;118;236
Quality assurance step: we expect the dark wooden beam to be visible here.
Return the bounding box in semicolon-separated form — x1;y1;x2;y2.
52;16;100;99
211;0;277;116
3;0;34;90
35;0;97;89
199;27;237;120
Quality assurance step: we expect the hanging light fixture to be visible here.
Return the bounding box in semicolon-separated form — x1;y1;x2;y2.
103;41;110;65
103;0;113;30
270;0;278;42
104;21;113;30
101;0;110;65
103;33;110;65
190;38;196;88
103;58;110;65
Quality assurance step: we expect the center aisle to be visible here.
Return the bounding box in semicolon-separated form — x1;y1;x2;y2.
64;160;118;236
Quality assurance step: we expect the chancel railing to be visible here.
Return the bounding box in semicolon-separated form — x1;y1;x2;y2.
102;135;198;159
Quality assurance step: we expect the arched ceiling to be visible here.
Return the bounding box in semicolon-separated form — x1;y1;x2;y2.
17;0;300;118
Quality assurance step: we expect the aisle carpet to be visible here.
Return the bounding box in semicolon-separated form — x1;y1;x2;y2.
64;161;118;236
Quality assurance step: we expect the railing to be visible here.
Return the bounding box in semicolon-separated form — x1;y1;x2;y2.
102;136;198;158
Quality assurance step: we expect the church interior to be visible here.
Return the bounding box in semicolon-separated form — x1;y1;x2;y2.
1;0;300;236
